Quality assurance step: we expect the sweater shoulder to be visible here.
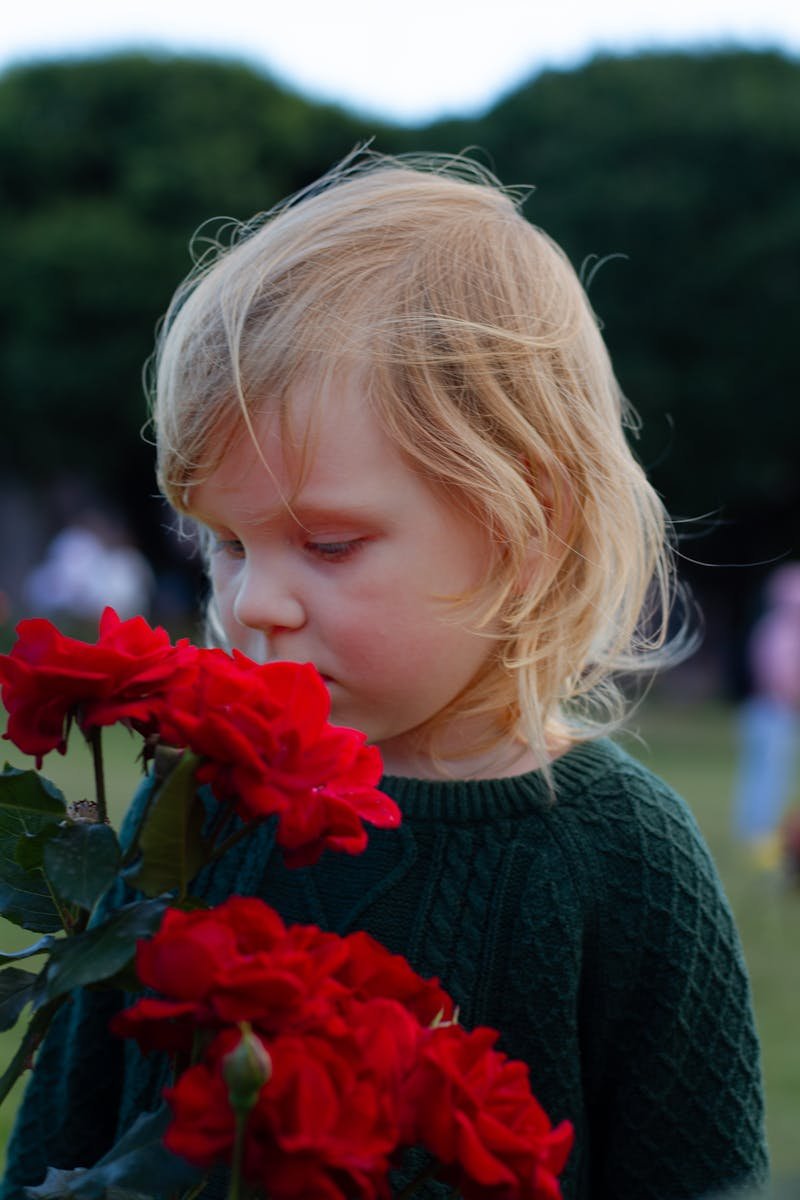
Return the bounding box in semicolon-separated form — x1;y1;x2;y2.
549;737;717;875
542;738;745;997
544;746;767;1198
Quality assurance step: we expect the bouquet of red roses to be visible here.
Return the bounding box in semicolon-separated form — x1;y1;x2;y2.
0;609;573;1200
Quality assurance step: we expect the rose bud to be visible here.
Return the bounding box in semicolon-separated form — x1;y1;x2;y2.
222;1023;272;1116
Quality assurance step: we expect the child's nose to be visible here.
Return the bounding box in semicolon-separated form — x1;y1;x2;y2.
232;564;306;634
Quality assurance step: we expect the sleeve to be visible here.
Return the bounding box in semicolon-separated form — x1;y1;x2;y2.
0;987;129;1199
1;776;158;1200
585;773;769;1200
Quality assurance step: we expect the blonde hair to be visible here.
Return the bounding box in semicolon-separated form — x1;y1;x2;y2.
151;150;685;770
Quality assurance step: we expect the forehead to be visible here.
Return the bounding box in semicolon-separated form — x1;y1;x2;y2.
189;374;412;519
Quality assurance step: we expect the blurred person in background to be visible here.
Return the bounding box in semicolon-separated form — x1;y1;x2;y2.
23;510;155;622
733;562;800;867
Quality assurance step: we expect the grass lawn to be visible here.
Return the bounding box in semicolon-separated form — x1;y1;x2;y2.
1;701;798;1183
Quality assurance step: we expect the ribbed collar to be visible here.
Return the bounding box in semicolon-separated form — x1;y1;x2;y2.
379;737;626;822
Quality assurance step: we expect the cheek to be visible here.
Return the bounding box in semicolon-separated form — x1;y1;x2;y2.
331;593;489;680
208;567;235;627
206;566;258;654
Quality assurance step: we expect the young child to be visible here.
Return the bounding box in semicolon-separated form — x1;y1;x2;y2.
3;153;768;1199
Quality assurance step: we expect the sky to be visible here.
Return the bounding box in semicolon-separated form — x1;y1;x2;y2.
3;1;800;123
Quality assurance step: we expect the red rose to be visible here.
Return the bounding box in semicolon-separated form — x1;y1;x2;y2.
1;611;398;866
332;931;455;1026
160;655;400;866
165;1020;407;1200
210;927;348;1032
163;1039;238;1170
335;996;424;1123
135;904;248;999
109;904;257;1052
250;1021;407;1200
115;900;572;1200
157;649;285;788
0;608;197;764
403;1024;573;1200
114;900;452;1055
114;900;350;1049
109;996;200;1055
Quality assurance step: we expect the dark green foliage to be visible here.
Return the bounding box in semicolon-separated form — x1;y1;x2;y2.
0;53;377;506
42;823;121;911
0;966;39;1032
26;1104;202;1200
0;768;67;932
122;750;208;897
41;897;168;1002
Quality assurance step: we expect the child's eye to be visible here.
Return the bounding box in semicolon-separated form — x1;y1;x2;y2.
305;539;364;562
211;537;246;560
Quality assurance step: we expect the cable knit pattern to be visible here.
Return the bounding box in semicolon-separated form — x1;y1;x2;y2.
1;739;768;1200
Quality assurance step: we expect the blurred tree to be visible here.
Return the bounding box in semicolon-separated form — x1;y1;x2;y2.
0;53;379;558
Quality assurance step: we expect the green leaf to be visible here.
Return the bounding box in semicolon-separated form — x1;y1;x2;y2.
124;751;209;898
0;765;66;816
23;1166;91;1200
0;809;63;932
43;824;122;910
43;897;168;1002
0;767;69;930
0;994;67;1108
15;825;60;871
0;934;57;962
0;965;40;1032
26;1104;203;1200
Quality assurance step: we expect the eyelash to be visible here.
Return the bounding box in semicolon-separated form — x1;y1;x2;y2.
211;537;364;563
305;540;364;562
212;538;245;560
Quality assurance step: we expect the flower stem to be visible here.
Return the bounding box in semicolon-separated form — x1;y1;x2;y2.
226;1112;248;1200
89;727;108;825
43;874;77;936
179;1179;208;1200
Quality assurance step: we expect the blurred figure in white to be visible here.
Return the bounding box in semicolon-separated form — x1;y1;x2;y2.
733;562;800;867
24;511;155;621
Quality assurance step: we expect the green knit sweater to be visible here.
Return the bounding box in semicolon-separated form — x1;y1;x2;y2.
2;738;768;1199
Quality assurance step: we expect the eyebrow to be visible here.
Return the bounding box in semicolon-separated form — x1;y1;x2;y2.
190;495;385;531
289;500;383;531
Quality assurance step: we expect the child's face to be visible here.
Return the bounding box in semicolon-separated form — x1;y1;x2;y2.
190;376;500;776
